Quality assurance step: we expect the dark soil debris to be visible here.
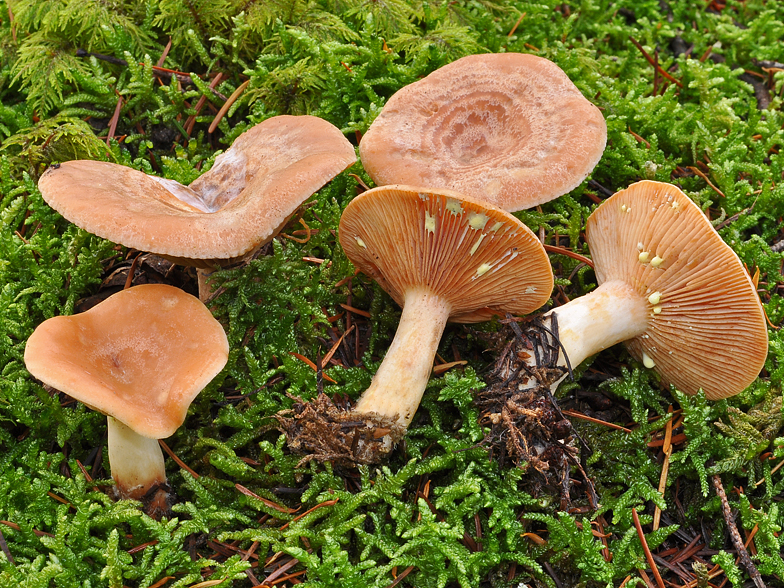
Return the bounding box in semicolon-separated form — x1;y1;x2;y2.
275;393;406;467
474;314;597;508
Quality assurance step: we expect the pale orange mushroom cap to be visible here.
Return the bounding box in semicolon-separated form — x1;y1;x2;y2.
359;53;607;211
586;180;768;399
37;115;357;268
339;185;554;322
24;284;229;438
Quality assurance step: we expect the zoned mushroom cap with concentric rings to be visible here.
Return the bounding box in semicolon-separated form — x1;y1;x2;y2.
24;284;229;438
586;180;768;399
37;115;356;269
339;185;554;322
358;53;607;211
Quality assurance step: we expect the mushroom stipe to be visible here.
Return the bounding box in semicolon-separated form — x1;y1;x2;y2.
277;185;554;465
476;180;768;423
24;284;229;518
37;115;356;302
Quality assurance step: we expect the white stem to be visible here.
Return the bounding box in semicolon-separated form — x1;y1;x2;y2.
107;416;167;500
530;280;649;389
354;287;451;428
553;280;649;367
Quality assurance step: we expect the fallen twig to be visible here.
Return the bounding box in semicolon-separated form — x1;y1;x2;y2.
711;475;765;588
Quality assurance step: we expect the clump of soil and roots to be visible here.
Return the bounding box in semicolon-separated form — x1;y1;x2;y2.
474;314;598;509
276;393;405;467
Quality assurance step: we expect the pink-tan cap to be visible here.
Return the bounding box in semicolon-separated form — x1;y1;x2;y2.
359;53;606;211
37;115;357;268
24;284;229;438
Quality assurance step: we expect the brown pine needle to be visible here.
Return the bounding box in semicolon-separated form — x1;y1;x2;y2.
106;95;123;146
158;439;200;479
654;406;675;531
190;579;227;588
288;352;337;383
507;12;526;37
282;218;311;244
185;72;223;136
629;127;651;148
156;38;172;68
279;498;339;530
75;459;93;482
209;79;250;133
235;484;298;514
270;569;308;585
653;447;671;531
433;360;468;375
127;540;159;555
0;520;54;538
339;303;371;318
147;576;175;588
385;566;415;588
347;173;370;191
755;457;784;486
629;36;683;87
543;244;594;268
631;507;665;588
123;253;143;290
687;166;726;198
562;409;632;433
321;325;355;368
264;558;301;585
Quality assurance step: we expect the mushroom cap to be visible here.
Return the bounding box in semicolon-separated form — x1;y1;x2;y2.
358;53;606;211
339;185;553;322
24;284;229;438
37;115;357;268
586;180;768;399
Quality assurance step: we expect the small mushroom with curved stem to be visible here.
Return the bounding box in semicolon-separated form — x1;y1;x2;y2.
24;284;229;517
37;115;357;301
484;180;768;409
359;53;607;211
278;185;554;465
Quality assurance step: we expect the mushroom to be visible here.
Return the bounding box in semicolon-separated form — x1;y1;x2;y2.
37;115;357;300
24;284;229;515
358;53;607;211
497;180;768;400
279;185;553;464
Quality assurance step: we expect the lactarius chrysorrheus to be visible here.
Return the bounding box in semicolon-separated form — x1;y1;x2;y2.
359;53;606;211
280;185;553;464
24;284;229;516
506;180;768;400
37;115;356;300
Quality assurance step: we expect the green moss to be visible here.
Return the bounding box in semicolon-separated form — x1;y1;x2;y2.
1;0;784;586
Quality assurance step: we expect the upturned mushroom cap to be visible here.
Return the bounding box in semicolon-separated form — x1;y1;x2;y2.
359;53;606;211
586;180;768;399
37;115;357;268
24;284;229;438
339;185;553;322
